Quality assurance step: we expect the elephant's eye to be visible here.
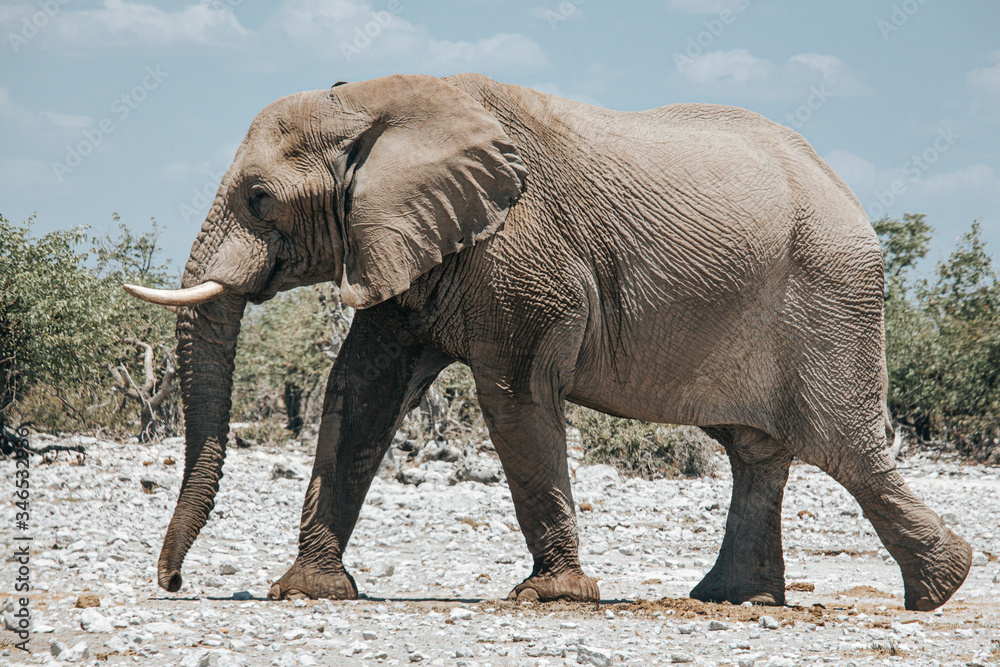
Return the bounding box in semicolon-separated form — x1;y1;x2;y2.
248;184;276;221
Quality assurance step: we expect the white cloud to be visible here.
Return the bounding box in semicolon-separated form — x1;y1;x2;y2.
920;164;997;196
823;149;1000;225
1;0;247;50
39;111;93;129
429;33;548;70
677;49;866;98
825;149;878;190
785;53;867;96
274;0;546;72
966;51;1000;122
666;0;746;14
529;82;599;106
681;48;771;85
0;85;93;133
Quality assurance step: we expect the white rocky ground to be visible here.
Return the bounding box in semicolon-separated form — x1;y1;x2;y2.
2;433;999;667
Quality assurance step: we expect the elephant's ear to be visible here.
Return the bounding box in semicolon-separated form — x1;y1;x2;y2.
330;75;527;309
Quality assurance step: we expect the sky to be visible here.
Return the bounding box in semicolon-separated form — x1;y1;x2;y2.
2;0;999;278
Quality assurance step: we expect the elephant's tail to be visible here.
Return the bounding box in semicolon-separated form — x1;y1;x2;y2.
883;405;901;461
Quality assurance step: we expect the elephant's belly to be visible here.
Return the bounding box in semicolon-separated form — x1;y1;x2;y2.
566;306;770;428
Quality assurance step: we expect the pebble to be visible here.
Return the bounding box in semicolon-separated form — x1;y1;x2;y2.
578;645;613;666
2;436;997;666
74;593;100;609
760;616;781;630
79;608;113;633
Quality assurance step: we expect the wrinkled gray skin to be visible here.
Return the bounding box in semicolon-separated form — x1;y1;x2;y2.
152;74;971;611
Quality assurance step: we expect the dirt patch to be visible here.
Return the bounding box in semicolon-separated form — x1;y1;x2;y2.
786;582;815;592
835;585;894;599
620;597;831;625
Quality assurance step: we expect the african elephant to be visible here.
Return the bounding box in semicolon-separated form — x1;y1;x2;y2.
126;73;972;611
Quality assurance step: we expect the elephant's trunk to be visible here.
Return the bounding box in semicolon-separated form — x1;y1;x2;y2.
157;294;246;592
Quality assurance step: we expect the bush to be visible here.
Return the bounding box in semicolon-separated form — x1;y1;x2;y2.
876;215;1000;461
232;285;345;434
573;407;720;479
0;214;178;438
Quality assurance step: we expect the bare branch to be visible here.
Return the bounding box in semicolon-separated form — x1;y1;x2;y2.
148;345;176;410
124;337;155;396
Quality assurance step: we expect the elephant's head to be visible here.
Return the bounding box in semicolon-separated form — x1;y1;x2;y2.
125;74;526;592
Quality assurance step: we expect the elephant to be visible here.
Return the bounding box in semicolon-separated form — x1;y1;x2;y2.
126;73;972;611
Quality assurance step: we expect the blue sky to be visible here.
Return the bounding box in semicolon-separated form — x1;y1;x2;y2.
2;0;998;276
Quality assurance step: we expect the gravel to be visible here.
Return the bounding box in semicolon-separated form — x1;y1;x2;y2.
1;433;999;666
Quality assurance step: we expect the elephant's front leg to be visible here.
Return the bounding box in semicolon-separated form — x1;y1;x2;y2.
268;306;449;600
473;362;599;603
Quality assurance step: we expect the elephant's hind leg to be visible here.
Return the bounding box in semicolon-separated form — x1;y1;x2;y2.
798;437;972;611
691;427;793;606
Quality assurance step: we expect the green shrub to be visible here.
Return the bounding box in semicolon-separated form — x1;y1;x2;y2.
573;407;720;479
0;214;177;437
876;215;1000;461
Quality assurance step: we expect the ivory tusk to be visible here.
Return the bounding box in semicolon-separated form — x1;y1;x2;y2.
123;281;227;308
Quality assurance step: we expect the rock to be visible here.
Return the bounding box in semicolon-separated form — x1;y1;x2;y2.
362;630;377;640
372;562;395;578
57;641;90;662
145;621;194;636
79;607;114;633
104;635;128;652
759;616;780;630
677;623;696;634
971;551;988;567
578;645;613;666
575;465;621;486
398;467;428;485
283;627;307;640
450;607;475;621
670;654;694;663
449;457;501;485
892;620;921;636
271;463;302;480
737;659;755;667
220;562;238;576
709;619;729;631
180;649;212;667
75;593;101;608
409;652;426;662
50;639;68;657
604;609;615;619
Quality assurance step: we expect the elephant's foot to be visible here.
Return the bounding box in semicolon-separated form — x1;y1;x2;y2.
898;527;972;611
268;562;358;601
690;567;785;607
507;569;600;603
